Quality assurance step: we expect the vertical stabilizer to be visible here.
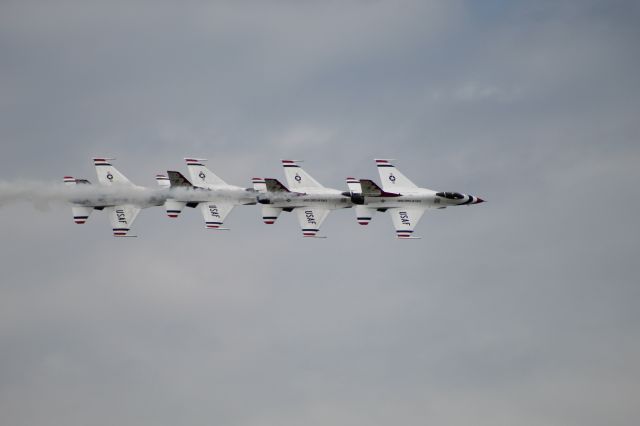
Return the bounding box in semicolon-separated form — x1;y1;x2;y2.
93;158;133;185
167;171;194;188
281;160;324;190
252;177;267;193
184;158;227;187
375;159;419;192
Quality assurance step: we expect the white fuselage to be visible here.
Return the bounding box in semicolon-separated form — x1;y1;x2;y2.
69;184;258;210
360;189;480;209
260;188;352;210
67;185;167;209
173;184;257;205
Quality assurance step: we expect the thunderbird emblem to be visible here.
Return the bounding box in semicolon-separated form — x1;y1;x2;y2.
295;173;302;182
199;171;206;180
388;174;396;183
106;172;114;181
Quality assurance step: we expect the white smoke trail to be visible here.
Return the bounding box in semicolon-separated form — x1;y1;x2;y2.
0;180;257;210
0;181;76;210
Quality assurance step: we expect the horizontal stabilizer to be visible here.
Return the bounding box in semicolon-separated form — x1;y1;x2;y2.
165;199;186;218
355;205;376;226
261;206;283;224
252;177;267;193
71;206;93;224
345;177;362;193
155;174;170;188
64;176;91;186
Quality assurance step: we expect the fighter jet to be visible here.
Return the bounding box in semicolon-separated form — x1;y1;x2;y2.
346;159;484;239
159;158;257;230
64;158;165;237
255;160;352;237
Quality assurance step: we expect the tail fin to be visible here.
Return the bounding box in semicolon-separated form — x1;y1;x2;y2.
375;159;420;192
345;177;362;194
184;158;227;187
252;177;267;193
360;179;384;196
264;178;291;193
360;179;401;197
155;174;170;188
281;160;324;190
167;171;194;188
93;158;133;185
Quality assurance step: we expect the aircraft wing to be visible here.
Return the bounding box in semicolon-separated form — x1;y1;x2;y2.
295;206;330;237
388;207;426;239
108;205;141;237
200;202;234;230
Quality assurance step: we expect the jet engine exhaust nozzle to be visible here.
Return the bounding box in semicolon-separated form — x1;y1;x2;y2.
342;191;365;205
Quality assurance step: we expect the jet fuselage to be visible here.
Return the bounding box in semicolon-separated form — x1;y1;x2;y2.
67;185;167;209
258;188;352;210
357;189;483;210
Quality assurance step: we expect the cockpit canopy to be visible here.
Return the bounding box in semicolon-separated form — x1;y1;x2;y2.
436;191;465;200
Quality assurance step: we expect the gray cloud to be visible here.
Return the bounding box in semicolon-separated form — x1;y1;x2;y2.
1;1;639;425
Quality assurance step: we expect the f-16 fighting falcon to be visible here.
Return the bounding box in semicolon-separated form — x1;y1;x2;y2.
255;160;352;237
158;158;257;230
345;159;484;239
64;158;166;237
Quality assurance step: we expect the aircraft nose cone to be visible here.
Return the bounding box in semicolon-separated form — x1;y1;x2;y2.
475;197;485;204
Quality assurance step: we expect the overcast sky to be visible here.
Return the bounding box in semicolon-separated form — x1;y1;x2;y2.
1;1;639;425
